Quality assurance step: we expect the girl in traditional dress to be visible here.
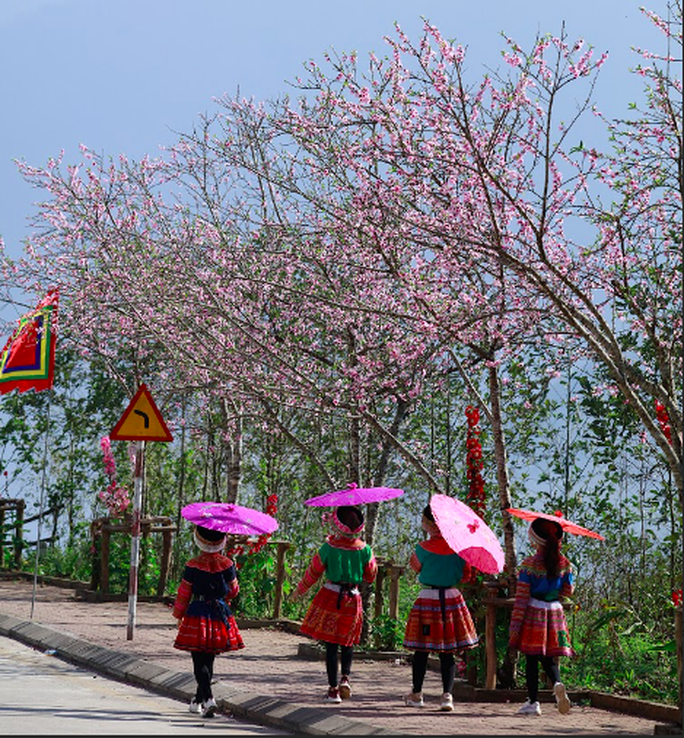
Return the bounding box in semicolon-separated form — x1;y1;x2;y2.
292;505;377;703
172;524;244;717
403;504;479;711
508;516;574;716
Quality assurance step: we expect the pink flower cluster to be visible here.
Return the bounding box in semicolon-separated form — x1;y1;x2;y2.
97;435;130;517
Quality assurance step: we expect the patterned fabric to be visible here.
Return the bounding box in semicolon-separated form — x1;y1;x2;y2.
294;535;377;598
295;534;377;645
404;535;478;653
318;537;375;586
300;582;364;645
172;552;244;654
512;594;574;657
403;588;479;652
517;550;574;601
509;550;575;657
294;551;326;597
414;539;466;587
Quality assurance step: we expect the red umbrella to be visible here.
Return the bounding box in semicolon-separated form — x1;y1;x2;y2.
430;494;505;575
181;502;278;537
506;507;604;541
305;482;404;507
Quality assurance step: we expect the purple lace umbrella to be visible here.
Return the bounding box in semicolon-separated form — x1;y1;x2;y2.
305;482;404;507
181;502;278;536
430;494;504;575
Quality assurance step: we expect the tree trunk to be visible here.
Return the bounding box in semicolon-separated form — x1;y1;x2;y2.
173;396;188;581
223;398;242;504
365;398;409;547
488;364;517;576
488;364;519;688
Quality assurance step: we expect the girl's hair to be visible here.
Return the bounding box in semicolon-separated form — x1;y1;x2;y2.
422;504;435;522
196;525;227;543
336;505;364;531
532;518;563;578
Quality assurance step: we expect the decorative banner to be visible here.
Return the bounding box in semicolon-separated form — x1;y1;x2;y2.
0;289;59;395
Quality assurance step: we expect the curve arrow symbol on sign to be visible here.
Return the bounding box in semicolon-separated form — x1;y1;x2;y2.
134;409;150;428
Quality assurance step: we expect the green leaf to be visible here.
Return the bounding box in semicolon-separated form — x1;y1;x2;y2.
647;640;676;653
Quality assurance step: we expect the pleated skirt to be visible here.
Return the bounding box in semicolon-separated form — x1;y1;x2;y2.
174;613;244;653
403;587;479;652
517;598;574;657
300;583;363;646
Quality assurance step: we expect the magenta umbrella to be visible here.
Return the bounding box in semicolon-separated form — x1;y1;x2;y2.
305;482;404;507
430;494;504;575
181;502;278;537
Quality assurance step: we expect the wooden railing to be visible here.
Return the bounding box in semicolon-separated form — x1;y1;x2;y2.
0;498;24;569
373;556;406;622
90;515;177;597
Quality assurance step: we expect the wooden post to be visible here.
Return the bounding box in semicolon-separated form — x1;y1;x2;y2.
485;599;497;689
14;500;24;569
374;566;387;620
158;527;173;597
101;525;111;594
0;500;28;570
372;563;387;650
388;565;403;620
272;540;290;619
90;522;101;592
0;506;4;567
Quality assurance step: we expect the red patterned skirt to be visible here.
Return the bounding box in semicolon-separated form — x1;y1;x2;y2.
174;612;244;654
300;582;363;646
403;587;479;652
517;598;574;657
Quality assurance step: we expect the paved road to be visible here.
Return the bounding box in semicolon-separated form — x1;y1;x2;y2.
0;635;290;735
0;577;678;735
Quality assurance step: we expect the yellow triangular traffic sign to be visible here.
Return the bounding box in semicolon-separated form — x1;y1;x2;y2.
110;384;173;442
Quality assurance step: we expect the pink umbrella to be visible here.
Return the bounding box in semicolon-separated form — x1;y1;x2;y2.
430;494;504;575
181;502;278;537
305;482;404;506
506;507;604;540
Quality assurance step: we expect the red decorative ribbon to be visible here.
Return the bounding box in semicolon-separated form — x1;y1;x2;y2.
655;401;672;444
228;493;278;564
465;405;486;516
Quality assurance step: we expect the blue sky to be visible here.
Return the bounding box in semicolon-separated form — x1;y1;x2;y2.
0;0;668;319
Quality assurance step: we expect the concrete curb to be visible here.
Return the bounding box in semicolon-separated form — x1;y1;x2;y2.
0;613;401;735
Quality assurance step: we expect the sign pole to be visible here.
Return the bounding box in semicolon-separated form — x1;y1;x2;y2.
126;440;145;640
109;383;172;640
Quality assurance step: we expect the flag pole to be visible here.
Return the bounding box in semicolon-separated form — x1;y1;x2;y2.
30;387;53;619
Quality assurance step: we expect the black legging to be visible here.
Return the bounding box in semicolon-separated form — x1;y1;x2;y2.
412;651;456;694
525;655;561;703
191;651;216;703
325;641;354;687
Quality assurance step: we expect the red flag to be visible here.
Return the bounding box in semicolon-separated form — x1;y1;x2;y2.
0;289;59;395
